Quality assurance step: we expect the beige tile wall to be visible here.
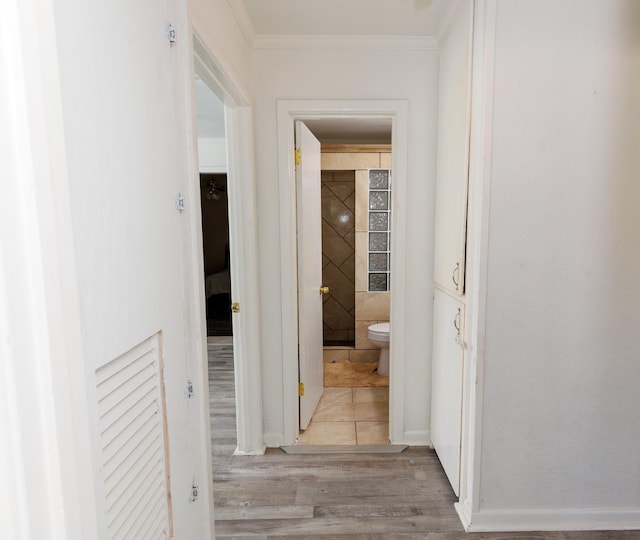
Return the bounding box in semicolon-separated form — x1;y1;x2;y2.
321;171;356;345
322;148;391;363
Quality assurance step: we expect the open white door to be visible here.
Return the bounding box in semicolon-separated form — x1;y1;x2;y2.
296;121;324;430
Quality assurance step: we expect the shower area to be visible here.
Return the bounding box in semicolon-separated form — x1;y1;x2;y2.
320;146;392;382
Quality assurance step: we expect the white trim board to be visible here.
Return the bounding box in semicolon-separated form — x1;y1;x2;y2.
456;0;497;521
276;99;413;445
457;504;640;532
193;31;249;107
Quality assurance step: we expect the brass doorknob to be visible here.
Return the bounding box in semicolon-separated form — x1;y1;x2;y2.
319;286;330;295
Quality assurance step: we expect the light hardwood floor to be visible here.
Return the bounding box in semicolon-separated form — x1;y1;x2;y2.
208;338;640;539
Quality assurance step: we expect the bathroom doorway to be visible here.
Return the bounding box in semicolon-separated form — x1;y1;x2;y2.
277;100;410;448
296;120;393;446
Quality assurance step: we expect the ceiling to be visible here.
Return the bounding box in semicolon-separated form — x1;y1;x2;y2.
304;118;392;145
195;0;454;143
240;0;452;36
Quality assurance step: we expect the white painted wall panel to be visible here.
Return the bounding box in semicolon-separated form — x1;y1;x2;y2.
252;45;439;444
478;0;640;520
433;1;472;295
50;0;216;536
431;288;465;496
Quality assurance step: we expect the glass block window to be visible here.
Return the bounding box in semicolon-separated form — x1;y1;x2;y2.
368;169;391;292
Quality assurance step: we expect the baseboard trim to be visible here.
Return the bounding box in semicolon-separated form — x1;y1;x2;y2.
233;444;266;456
280;444;408;455
455;499;472;530
393;429;430;446
462;507;640;532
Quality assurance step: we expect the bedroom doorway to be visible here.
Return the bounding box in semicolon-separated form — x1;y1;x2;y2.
193;70;237;457
200;173;232;336
193;35;263;456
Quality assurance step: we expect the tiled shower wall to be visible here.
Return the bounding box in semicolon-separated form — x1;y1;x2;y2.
321;148;391;362
321;171;356;346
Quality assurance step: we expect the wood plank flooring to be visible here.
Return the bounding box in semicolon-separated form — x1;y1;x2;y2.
208;338;640;539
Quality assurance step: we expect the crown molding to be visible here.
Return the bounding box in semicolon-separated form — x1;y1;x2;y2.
252;34;438;51
228;0;256;47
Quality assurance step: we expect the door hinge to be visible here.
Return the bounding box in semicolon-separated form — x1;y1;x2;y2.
167;23;177;45
298;382;305;396
176;193;186;213
185;380;194;399
294;148;301;166
231;302;240;313
190;483;199;503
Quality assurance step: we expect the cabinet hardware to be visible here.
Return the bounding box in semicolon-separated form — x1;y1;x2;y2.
452;262;460;290
454;308;464;348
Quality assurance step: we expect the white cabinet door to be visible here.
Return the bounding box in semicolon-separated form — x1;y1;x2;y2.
433;1;473;294
431;288;465;496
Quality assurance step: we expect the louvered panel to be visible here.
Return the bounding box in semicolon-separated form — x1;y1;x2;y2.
106;448;163;523
102;401;158;465
125;492;167;540
98;359;156;417
97;350;155;404
104;430;160;496
101;393;158;455
99;376;156;429
99;371;157;428
143;516;168;540
103;414;157;480
111;476;165;538
96;334;172;540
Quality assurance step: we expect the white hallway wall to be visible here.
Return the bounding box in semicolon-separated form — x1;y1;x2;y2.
40;0;252;538
470;0;640;529
252;42;439;445
52;0;210;536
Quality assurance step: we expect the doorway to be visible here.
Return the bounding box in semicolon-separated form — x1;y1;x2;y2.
302;140;394;446
200;173;232;337
192;35;264;456
280;106;406;444
193;71;237;461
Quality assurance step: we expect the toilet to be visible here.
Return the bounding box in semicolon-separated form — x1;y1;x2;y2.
367;322;390;376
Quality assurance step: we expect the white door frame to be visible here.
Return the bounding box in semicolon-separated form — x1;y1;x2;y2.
189;33;264;456
454;0;496;528
276;99;409;444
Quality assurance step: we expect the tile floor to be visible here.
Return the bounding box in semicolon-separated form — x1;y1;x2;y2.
298;386;390;445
